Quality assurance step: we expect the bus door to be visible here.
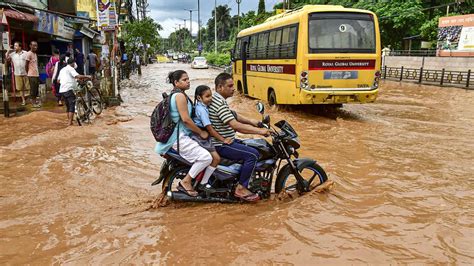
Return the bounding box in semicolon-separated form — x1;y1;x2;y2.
241;36;249;95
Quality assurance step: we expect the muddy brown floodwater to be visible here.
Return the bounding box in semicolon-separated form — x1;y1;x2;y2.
1;63;473;264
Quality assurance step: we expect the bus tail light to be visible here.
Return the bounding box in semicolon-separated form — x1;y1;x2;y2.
300;71;309;89
373;70;381;89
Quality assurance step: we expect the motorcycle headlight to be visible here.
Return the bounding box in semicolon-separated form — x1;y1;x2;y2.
287;146;295;155
285;137;301;149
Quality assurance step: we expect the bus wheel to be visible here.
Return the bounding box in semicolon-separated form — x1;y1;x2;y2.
268;90;277;106
237;81;243;94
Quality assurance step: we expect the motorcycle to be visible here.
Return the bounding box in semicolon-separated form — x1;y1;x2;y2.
151;102;328;203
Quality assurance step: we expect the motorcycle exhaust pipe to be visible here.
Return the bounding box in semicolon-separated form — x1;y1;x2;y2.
167;191;239;203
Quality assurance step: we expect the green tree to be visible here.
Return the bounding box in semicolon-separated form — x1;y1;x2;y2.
240;10;258;29
208;5;232;42
168;28;193;52
353;0;425;48
258;0;266;15
121;17;162;54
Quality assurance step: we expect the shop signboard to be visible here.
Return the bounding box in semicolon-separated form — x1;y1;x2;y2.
9;0;47;9
0;8;9;26
2;32;9;50
35;10;74;40
96;0;117;31
80;26;96;39
1;10;10;50
437;14;474;57
60;20;75;40
36;10;55;34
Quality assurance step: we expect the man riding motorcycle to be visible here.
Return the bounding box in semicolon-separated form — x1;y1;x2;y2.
208;73;270;202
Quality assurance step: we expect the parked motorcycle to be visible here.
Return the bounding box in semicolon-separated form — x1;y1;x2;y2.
152;102;328;203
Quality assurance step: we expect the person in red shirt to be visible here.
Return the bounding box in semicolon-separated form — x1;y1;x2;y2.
25;41;40;107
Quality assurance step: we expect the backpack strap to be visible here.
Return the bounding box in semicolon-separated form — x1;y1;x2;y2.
169;89;194;155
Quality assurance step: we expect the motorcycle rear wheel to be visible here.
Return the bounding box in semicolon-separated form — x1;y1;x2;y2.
275;162;327;193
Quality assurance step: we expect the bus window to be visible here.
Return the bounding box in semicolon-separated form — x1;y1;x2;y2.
257;32;269;59
280;27;291;58
249;35;258;59
268;30;276;58
308;12;375;53
288;26;297;57
234;38;241;59
282;27;290;45
274;29;282;58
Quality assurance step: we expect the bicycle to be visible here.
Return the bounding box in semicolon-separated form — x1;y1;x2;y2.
74;80;104;126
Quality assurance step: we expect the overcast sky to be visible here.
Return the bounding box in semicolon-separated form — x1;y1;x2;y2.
148;0;282;38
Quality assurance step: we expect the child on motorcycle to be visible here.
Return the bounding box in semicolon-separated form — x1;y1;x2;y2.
192;85;233;191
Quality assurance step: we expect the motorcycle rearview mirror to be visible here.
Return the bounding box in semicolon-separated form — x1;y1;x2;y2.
256;102;265;114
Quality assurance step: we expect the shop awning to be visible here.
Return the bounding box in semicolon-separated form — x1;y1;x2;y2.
3;9;38;23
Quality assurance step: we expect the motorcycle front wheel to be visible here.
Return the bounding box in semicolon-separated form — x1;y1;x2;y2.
275;161;328;193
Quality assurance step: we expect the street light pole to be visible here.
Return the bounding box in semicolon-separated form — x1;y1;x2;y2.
135;0;139;21
214;0;217;53
198;0;201;55
184;9;197;38
236;0;242;31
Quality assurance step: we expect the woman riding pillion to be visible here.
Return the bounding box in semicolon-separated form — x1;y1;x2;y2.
154;70;212;197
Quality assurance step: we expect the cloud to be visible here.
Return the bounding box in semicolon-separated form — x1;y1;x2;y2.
148;0;280;38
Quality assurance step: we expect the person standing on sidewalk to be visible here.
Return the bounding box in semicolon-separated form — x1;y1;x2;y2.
25;41;40;107
121;52;130;79
74;48;85;75
135;53;142;75
67;43;74;60
87;50;98;80
46;49;60;104
52;55;68;106
6;41;28;106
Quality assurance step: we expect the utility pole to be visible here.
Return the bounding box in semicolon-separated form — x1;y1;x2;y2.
141;0;148;19
236;0;242;31
135;0;140;21
180;18;187;30
214;0;217;53
198;0;201;55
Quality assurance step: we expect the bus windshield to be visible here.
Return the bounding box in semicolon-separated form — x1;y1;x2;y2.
308;12;375;53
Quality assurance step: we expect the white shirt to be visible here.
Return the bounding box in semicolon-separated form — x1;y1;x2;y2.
52;57;77;81
135;54;140;64
10;51;27;76
58;65;79;93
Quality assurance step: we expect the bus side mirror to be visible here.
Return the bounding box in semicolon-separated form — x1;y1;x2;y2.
230;49;235;62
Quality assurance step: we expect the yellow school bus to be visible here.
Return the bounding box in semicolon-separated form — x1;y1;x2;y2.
231;5;381;105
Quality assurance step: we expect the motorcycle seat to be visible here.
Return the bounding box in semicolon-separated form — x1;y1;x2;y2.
217;163;242;175
167;149;243;167
219;157;243;166
166;149;192;165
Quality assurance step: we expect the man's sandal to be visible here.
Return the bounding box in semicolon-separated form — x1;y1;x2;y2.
234;192;260;202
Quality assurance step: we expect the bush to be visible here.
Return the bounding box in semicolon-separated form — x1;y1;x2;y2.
204;53;231;67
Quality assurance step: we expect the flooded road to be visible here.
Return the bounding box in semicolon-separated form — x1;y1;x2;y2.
1;63;473;264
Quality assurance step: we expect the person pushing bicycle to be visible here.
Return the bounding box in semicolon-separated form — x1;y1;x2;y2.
57;58;91;126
